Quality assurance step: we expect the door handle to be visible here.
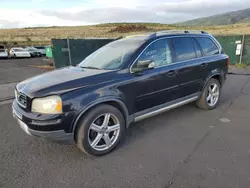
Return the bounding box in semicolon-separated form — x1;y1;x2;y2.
167;70;177;77
201;63;208;69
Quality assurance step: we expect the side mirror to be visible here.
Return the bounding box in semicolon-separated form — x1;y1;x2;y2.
132;60;155;73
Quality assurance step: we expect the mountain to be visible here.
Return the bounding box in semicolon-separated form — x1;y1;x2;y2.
178;8;250;26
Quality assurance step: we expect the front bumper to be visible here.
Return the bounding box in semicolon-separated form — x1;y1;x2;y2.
30;52;41;57
0;53;8;58
16;53;31;57
12;100;74;142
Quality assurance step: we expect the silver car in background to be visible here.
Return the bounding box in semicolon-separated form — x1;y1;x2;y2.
0;45;8;59
25;47;42;57
34;46;46;56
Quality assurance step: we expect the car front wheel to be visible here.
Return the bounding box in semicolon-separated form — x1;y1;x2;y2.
76;104;125;156
196;78;221;110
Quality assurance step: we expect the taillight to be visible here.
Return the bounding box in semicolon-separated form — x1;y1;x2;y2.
226;58;230;68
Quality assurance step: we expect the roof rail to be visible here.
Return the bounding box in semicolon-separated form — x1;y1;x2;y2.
149;30;208;39
158;30;207;34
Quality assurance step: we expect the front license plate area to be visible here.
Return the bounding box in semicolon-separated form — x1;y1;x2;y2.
12;107;23;120
12;107;31;135
18;119;31;135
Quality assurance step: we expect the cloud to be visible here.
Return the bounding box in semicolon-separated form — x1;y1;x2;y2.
0;19;21;29
39;0;250;24
0;8;91;28
40;7;172;23
156;0;250;16
0;0;249;28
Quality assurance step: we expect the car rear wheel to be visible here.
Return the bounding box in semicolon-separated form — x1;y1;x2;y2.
76;104;125;156
196;78;221;110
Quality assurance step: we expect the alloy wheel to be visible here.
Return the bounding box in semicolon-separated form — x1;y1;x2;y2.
88;113;120;151
207;83;220;107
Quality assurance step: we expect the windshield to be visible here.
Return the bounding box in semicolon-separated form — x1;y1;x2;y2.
78;39;144;70
35;47;45;49
14;49;25;52
26;48;37;51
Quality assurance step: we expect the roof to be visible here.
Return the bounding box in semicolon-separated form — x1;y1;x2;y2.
11;47;24;49
124;30;209;41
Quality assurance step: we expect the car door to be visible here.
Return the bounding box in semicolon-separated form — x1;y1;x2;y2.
194;36;221;82
129;38;180;113
171;37;205;98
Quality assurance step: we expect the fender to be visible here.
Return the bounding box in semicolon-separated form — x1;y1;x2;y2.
201;70;224;92
71;97;131;133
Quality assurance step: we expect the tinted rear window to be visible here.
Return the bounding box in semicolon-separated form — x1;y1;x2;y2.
193;39;202;58
0;46;5;52
35;47;45;49
172;37;196;62
195;37;219;56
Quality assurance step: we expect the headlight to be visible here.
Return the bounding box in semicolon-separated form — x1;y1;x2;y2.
31;96;62;114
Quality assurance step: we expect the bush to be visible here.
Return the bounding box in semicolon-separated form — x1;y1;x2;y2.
47;58;54;66
109;24;150;33
235;63;248;68
26;36;32;42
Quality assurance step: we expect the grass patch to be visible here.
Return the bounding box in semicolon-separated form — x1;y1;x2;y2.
235;63;248;68
27;65;54;70
109;24;151;33
1;23;250;46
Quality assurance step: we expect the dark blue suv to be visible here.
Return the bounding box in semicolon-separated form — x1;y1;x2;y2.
12;30;229;156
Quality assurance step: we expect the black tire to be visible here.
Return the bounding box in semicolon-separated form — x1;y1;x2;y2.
196;78;221;110
76;104;125;156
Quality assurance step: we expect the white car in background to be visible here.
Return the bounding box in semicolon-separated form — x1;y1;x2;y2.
34;46;46;56
9;47;31;58
0;46;8;59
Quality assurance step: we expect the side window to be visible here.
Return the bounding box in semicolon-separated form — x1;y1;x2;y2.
193;39;202;58
172;37;196;62
195;37;219;56
135;39;172;68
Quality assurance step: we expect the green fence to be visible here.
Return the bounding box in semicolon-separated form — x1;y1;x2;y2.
51;35;250;69
214;35;250;65
242;35;250;64
51;38;116;68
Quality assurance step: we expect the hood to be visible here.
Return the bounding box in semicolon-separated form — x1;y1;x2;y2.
16;51;30;54
16;51;28;53
16;66;115;98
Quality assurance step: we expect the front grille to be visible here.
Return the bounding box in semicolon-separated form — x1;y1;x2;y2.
15;90;27;108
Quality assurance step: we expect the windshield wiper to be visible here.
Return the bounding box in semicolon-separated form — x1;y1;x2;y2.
80;66;101;70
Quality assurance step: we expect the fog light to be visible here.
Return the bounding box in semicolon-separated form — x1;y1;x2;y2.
31;119;62;126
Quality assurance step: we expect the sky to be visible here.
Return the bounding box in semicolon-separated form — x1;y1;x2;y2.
0;0;249;29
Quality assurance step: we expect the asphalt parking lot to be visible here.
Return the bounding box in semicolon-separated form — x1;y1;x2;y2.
0;59;250;188
0;58;47;101
0;57;47;84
